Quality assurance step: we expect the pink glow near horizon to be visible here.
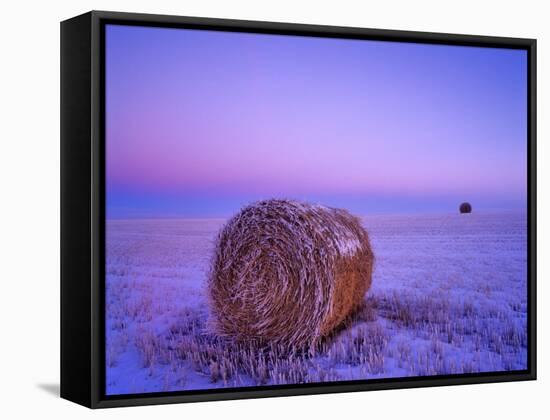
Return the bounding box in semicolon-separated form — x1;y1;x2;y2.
106;25;527;217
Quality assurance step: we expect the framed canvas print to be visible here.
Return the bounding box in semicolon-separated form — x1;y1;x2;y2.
60;11;536;408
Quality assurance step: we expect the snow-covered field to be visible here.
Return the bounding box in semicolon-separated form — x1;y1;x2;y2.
105;211;527;395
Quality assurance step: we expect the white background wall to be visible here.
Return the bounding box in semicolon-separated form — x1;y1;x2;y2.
1;0;547;418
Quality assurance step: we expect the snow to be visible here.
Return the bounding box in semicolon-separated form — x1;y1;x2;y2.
334;236;362;256
105;211;527;395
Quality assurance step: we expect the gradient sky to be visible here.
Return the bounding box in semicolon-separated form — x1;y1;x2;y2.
106;24;527;218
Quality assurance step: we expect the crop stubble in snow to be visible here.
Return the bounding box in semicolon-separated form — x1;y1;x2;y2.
105;212;527;395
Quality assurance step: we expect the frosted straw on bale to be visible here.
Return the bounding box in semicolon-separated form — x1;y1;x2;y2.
208;199;374;349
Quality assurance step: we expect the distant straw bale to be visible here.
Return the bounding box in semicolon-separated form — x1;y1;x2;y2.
459;202;472;214
208;199;374;350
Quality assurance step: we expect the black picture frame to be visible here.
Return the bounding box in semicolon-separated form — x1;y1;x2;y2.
60;10;537;409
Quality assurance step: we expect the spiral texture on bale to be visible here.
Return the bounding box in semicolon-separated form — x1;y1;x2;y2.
208;199;374;349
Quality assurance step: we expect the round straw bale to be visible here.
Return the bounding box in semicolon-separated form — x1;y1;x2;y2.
208;199;374;349
459;202;472;214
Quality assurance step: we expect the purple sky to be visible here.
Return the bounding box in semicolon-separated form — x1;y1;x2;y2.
106;24;527;218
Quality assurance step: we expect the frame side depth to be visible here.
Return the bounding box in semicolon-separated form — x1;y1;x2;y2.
60;11;94;408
